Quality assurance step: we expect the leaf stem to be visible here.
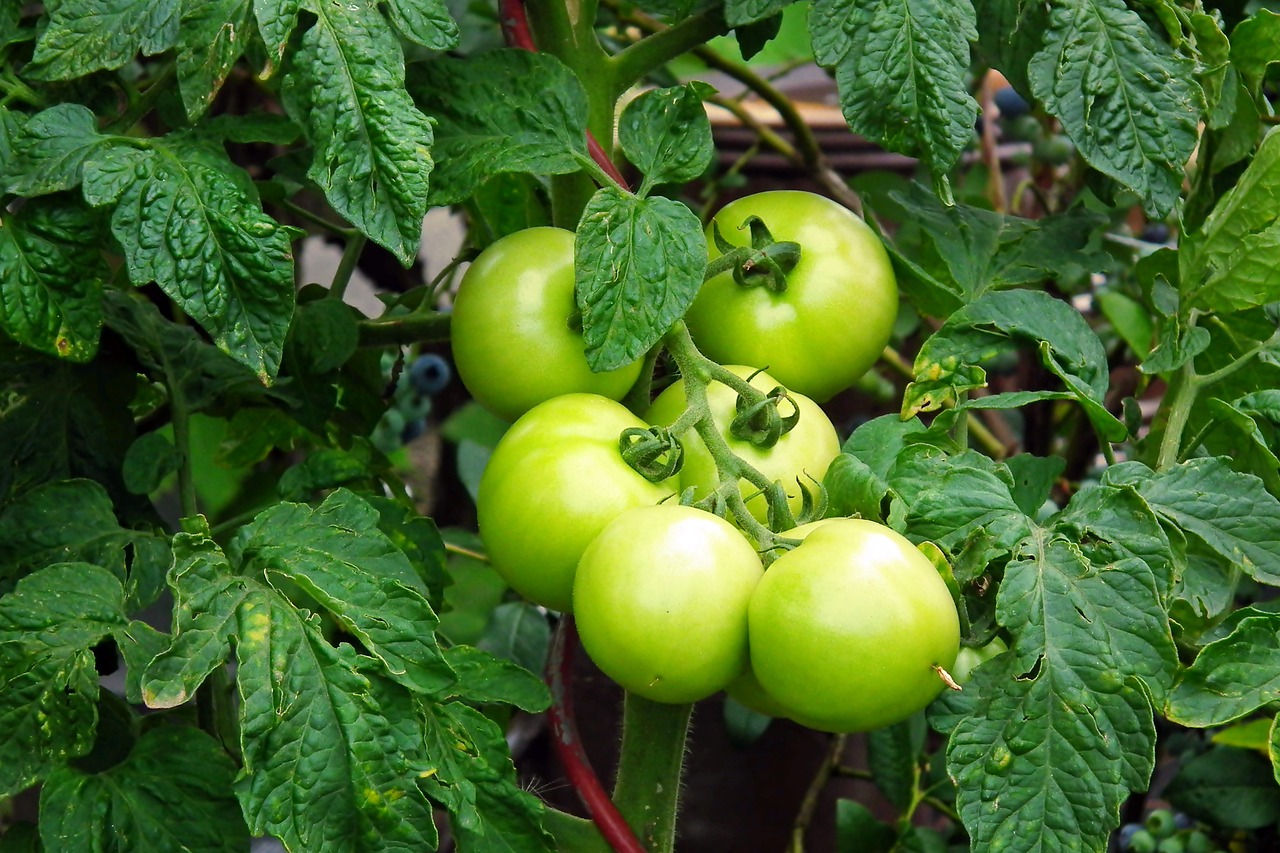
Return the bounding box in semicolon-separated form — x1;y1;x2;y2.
108;62;176;133
788;735;846;853
608;6;729;92
330;233;367;301
356;311;452;347
277;199;358;238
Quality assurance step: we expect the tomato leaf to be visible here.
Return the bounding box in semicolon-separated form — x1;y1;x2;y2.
575;186;706;372
39;726;248;853
866;714;926;810
280;0;433;265
440;645;550;713
3;105;119;197
384;0;459;49
1230;9;1280;99
0;195;107;362
1164;746;1280;829
1103;458;1280;586
175;0;253;122
619;84;715;192
22;0;178;80
888;446;1032;550
1026;0;1202;218
407;51;589;207
1168;614;1280;726
141;519;444;851
724;0;793;26
0;564;166;796
1180;128;1280;314
812;0;978;176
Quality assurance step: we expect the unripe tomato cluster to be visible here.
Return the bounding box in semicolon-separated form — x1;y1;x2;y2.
450;191;961;733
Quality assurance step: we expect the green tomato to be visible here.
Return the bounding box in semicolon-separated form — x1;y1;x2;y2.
477;394;675;612
450;227;642;423
645;365;840;524
952;636;1010;684
724;667;793;719
748;518;960;732
574;505;764;703
686;191;898;403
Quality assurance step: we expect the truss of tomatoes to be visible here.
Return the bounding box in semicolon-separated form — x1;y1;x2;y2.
450;192;963;733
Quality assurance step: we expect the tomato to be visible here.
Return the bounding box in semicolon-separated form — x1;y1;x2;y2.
450;227;642;423
477;394;675;612
952;636;1009;684
573;504;764;703
645;365;840;524
748;518;960;732
685;191;898;403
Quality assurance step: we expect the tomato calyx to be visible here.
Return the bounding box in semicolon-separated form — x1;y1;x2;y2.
729;382;799;448
711;216;802;293
619;425;685;482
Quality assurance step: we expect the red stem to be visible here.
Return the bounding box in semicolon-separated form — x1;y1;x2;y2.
499;0;630;191
546;617;648;853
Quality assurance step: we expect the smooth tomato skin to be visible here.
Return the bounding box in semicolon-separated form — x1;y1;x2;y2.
687;192;897;403
477;394;674;612
450;227;642;423
646;366;840;523
574;505;765;704
748;518;960;732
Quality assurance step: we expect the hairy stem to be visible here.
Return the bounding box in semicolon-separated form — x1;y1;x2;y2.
330;233;367;301
612;695;693;852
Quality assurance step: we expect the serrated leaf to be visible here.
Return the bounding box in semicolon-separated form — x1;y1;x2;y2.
1180;128;1280;314
254;0;303;77
618;84;715;191
948;523;1176;853
406;50;588;206
3;104;117;197
888;446;1032;550
83;142;297;382
230;489;454;695
1204;396;1280;495
24;0;179;80
141;532;440;852
177;0;254;121
0;564;159;796
904;289;1124;441
441;645;550;712
866;714;926;809
122;431;182;496
1164;745;1280;830
824;453;890;519
0;195;107;361
870;183;1107;316
39;726;248;853
725;0;792;25
816;0;978;174
1231;9;1280;98
1139;317;1211;374
1103;458;1280;585
1057;482;1179;602
1168;613;1280;726
1027;0;1202;217
277;446;374;500
1004;453;1065;517
575;186;705;371
970;0;1046;96
385;0;459;49
0;107;24;174
280;0;432;265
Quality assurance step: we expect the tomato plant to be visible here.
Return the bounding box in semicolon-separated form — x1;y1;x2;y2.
573;504;763;704
685;191;899;403
645;364;840;523
451;226;642;422
747;519;960;732
477;393;675;612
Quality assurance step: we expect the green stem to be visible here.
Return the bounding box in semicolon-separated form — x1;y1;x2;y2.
168;375;199;521
278;199;357;238
108;62;176;133
621;344;663;415
356;312;452;347
788;735;846;853
608;6;729;92
611;695;693;852
330;233;367;301
540;810;612;853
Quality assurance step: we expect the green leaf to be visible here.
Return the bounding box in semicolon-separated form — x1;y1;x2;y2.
475;601;550;676
141;531;440;852
441;645;550;713
1097;289;1154;357
1027;0;1202;217
406;50;588;207
870;182;1107;317
866;714;926;809
102;291;268;412
385;0;459;49
24;0;179;80
969;0;1045;96
904;289;1125;441
277;446;375;500
1103;458;1280;585
947;522;1176;853
1180;128;1280;314
0;107;24;175
1056;482;1179;602
1167;614;1280;726
3;105;118;196
1231;9;1280;99
0;195;107;361
1212;717;1272;752
814;0;978;175
176;0;254;121
0;564;160;796
280;0;432;265
575;186;705;371
1004;454;1065;517
1164;746;1280;830
1203;396;1280;495
83;142;297;382
618;83;715;191
1139;317;1211;375
725;0;792;26
39;726;248;853
834;799;895;853
230;489;455;695
824;453;890;519
253;0;303;77
122;431;183;496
